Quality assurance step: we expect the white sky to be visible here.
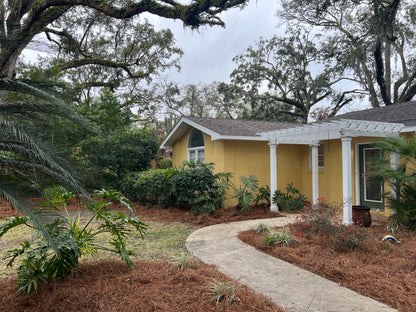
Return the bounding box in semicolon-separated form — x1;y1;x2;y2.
143;1;283;85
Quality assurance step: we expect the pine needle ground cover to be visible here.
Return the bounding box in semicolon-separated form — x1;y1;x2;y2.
0;200;283;312
239;217;416;312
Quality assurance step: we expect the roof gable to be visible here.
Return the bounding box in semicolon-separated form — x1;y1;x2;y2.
160;117;297;148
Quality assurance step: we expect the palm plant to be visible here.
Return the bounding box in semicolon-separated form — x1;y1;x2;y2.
230;175;259;213
376;136;416;231
0;78;94;291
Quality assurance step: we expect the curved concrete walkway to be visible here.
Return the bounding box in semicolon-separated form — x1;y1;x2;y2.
186;217;397;312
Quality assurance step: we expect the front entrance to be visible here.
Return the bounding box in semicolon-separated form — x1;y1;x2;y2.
359;144;384;210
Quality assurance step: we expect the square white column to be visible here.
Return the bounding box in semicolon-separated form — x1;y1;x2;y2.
342;137;353;225
310;144;320;205
390;151;399;215
269;142;278;212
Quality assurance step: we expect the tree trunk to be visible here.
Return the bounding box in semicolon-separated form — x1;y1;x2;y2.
385;41;392;104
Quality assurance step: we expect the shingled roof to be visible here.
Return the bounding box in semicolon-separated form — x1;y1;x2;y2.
161;102;416;149
160;116;298;148
184;116;297;136
333;101;416;127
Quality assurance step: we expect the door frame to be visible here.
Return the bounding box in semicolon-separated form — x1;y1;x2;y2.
355;143;384;210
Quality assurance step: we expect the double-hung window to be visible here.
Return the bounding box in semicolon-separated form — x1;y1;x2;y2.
188;129;205;163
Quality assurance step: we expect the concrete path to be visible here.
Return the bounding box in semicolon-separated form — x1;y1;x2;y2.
186;217;397;312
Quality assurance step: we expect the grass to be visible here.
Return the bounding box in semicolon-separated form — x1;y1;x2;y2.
0;216;199;279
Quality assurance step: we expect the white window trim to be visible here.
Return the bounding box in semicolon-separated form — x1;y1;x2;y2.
362;147;383;204
188;146;205;163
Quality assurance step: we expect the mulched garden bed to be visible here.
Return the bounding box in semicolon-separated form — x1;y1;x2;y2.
238;219;416;312
0;260;282;312
0;198;284;311
0;198;282;227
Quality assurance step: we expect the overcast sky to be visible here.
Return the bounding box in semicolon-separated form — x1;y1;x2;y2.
143;1;283;85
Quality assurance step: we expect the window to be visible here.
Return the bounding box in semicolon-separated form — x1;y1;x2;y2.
309;143;324;170
188;128;205;163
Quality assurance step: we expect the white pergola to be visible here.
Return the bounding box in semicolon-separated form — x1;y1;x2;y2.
259;119;404;225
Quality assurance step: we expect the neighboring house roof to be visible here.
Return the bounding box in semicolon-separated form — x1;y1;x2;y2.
160;116;298;148
333;101;416;129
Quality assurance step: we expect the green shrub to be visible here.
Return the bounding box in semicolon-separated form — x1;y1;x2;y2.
121;168;177;206
122;161;230;214
272;183;307;212
158;158;173;169
170;161;230;214
294;200;368;252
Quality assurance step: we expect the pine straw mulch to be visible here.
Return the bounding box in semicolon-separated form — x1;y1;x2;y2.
238;218;416;312
0;199;284;312
0;198;282;226
0;260;282;312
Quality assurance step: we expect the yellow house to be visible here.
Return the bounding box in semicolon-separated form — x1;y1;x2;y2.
160;102;416;224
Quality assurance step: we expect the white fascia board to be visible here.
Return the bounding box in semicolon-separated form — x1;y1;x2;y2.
211;134;266;141
160;118;185;149
401;125;416;133
160;117;191;149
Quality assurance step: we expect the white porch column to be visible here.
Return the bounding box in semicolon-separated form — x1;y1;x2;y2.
269;142;278;212
341;137;353;225
390;152;399;215
310;144;320;205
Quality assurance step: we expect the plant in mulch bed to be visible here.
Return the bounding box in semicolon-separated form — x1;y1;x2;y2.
253;223;273;235
264;227;295;246
272;183;307;212
208;280;241;306
174;252;195;271
0;187;147;294
230;175;259;215
293;198;369;252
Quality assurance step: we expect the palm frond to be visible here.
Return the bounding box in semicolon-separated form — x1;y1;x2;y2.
0;185;61;258
0;119;83;192
0;100;92;131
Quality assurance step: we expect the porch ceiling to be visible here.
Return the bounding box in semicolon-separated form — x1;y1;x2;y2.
258;119;405;145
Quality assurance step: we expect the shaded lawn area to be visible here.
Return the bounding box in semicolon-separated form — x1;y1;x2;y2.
239;218;416;312
0;200;284;312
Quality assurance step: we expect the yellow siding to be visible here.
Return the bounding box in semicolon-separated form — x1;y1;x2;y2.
204;134;225;172
172;129;191;167
276;144;305;193
170;126;413;214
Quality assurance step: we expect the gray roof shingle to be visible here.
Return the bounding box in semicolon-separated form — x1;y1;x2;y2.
185;116;298;136
333;101;416;126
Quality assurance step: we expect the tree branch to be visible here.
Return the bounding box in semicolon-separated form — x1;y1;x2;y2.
51;58;148;79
